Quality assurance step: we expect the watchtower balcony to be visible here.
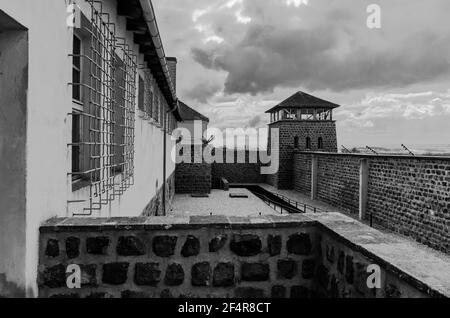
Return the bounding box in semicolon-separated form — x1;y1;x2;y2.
268;108;333;123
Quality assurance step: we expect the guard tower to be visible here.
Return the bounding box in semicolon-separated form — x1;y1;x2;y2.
266;91;339;189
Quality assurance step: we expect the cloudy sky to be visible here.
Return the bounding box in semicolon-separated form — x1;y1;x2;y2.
154;0;450;149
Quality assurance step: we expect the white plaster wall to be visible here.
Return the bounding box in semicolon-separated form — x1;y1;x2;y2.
0;0;177;297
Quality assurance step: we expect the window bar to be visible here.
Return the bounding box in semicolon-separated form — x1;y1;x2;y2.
68;0;135;216
144;69;153;121
116;37;137;194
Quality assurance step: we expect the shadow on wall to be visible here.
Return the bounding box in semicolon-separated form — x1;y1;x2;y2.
0;9;28;298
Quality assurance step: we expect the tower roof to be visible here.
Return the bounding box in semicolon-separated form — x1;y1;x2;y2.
265;91;340;113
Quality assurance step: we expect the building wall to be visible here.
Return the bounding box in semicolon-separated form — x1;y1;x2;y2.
0;0;177;297
293;152;450;254
268;121;337;189
175;146;212;194
0;25;28;297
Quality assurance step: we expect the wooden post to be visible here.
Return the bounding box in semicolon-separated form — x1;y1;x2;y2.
311;155;318;200
359;159;369;220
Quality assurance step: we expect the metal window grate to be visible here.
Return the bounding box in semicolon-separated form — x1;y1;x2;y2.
68;0;137;216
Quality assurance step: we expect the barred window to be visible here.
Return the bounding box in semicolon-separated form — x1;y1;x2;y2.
72;34;82;102
138;75;145;112
68;2;136;216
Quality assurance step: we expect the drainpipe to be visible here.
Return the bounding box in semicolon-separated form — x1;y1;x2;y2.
163;112;167;216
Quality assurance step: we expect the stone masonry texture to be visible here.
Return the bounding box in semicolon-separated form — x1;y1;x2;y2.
293;152;450;254
38;221;432;298
175;146;212;194
268;121;338;189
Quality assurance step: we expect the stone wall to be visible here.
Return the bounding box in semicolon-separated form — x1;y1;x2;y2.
293;154;311;194
37;215;436;298
211;150;266;189
293;152;450;254
316;155;360;215
317;227;433;298
367;157;450;253
175;146;212;194
268;121;338;189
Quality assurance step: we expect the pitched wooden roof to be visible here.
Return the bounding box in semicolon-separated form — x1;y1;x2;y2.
178;101;210;123
266;91;340;113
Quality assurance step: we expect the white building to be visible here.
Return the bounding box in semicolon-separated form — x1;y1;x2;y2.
0;0;180;297
177;100;210;145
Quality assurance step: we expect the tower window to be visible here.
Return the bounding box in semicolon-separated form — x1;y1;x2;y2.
294;136;299;149
318;137;323;150
306;137;311;150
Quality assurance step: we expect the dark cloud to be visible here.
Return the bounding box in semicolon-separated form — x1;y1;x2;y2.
184;81;221;104
190;0;450;95
247;115;263;128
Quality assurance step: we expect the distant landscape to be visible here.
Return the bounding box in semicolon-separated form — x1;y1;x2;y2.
342;144;450;156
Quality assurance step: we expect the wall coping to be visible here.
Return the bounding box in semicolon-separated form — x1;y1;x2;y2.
295;151;450;161
40;212;450;298
40;214;316;233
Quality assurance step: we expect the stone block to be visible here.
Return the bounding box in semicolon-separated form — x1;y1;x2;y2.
40;264;66;288
45;239;59;258
290;286;309;298
102;262;129;285
337;251;345;274
117;236;146;256
326;244;335;263
153;236;177;257
160;289;174;298
209;235;228;252
235;287;265;298
86;236;110;255
134;263;161;286
267;235;282;256
286;233;311;255
317;264;330;289
66;237;80;259
271;285;286;298
241;263;270;281
181;236;200;257
301;259;315;279
164;263;185;286
277;259;298;279
213;263;235;287
230;234;262;257
80;264;97;287
191;262;211;287
121;290;150;298
345;255;355;284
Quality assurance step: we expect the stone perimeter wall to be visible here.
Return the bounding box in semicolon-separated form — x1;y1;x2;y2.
38;217;431;298
175;146;212;194
293;152;450;254
211;150;266;189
